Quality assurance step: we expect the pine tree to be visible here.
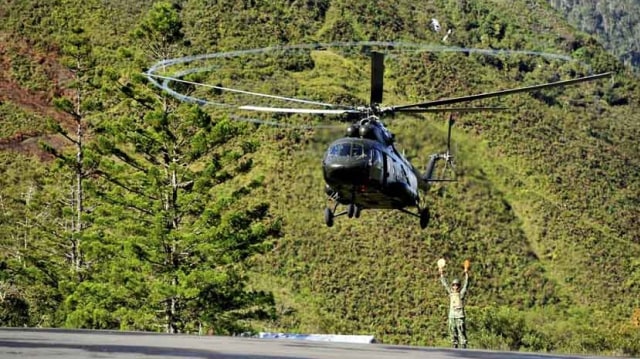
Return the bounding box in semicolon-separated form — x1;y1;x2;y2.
0;25;104;326
0;153;66;327
41;26;103;277
63;2;279;333
78;80;280;333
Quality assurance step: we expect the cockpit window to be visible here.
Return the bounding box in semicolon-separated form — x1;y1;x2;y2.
328;143;351;157
327;142;368;158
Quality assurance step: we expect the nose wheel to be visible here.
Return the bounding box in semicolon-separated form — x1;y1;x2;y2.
324;204;362;227
325;187;363;227
324;207;334;227
347;203;361;218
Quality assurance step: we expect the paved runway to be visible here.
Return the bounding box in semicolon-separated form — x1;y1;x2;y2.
0;328;612;359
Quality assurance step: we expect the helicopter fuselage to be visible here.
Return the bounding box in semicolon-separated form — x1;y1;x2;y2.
322;118;421;210
322;138;419;209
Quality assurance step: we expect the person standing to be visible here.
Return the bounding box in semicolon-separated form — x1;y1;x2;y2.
438;259;470;348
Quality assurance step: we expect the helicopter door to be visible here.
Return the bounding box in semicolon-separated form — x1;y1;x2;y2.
401;163;419;198
369;148;384;185
385;154;396;186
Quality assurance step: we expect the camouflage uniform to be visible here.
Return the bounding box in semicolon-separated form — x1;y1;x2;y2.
440;272;469;348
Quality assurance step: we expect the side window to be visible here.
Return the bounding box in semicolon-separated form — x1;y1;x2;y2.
400;164;410;183
352;143;363;157
372;149;383;168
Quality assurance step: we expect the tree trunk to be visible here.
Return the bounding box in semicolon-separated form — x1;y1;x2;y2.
72;62;84;275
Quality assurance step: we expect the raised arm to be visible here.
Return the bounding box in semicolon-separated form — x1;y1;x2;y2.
440;272;451;294
460;271;469;298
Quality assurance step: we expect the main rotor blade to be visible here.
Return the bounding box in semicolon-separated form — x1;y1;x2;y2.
393;106;508;113
239;105;360;115
146;73;341;108
393;72;613;110
370;52;384;105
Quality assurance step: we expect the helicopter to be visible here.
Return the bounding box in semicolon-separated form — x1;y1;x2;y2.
238;51;612;229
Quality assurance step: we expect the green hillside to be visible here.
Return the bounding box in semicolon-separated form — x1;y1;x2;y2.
548;0;640;70
1;0;639;356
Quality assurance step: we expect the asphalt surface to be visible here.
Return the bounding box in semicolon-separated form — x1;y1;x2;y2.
0;328;616;359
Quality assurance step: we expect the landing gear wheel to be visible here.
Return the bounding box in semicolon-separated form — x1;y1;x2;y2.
347;204;356;218
419;207;430;229
324;207;334;227
354;205;361;218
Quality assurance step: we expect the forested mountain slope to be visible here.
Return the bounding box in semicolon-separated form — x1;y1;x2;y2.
1;0;639;355
548;0;640;70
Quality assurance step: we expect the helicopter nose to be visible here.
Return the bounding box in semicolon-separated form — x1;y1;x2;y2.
323;158;370;185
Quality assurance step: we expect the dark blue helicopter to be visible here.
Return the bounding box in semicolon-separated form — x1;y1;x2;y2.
241;52;611;229
321;113;446;229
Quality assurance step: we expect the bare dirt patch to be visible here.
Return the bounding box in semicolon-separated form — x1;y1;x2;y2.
0;32;74;159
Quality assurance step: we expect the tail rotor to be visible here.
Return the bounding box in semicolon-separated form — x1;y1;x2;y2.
422;114;457;184
441;114;456;177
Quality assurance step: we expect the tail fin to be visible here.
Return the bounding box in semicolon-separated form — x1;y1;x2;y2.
422;154;444;183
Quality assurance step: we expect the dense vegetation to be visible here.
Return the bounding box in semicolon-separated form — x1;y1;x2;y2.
1;0;639;356
548;0;640;70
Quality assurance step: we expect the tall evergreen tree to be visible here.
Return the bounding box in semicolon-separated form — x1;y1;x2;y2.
1;25;105;326
0;153;62;327
63;2;279;333
42;26;102;275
